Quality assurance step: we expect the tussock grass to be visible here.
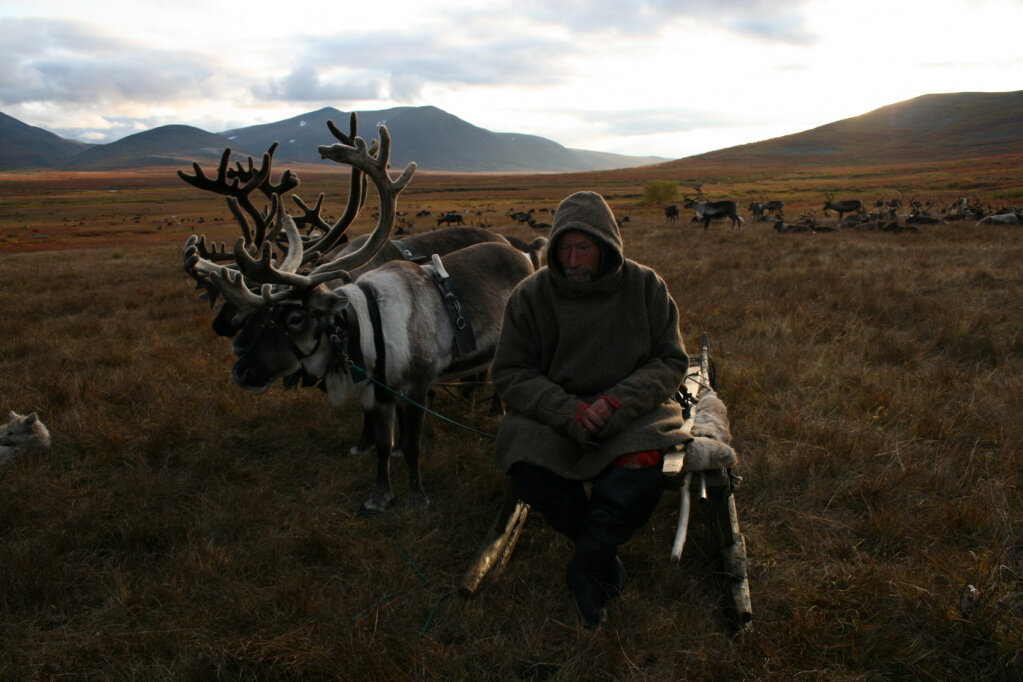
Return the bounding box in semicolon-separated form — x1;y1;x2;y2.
1;170;1022;679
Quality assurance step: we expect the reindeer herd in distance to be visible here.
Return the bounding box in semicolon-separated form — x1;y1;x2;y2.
387;206;557;235
370;193;1021;240
663;184;1023;234
402;187;1020;240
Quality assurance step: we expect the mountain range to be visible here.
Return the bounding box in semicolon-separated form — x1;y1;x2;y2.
0;106;664;173
2;91;1022;173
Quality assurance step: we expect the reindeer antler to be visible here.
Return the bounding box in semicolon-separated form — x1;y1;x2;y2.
233;215;337;294
316;125;416;273
294;112;373;263
227;142;300;201
181;234;239;306
185;123;416;310
182;235;263;313
178;145;293;248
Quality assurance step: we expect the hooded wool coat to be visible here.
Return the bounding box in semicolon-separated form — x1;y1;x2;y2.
493;191;690;480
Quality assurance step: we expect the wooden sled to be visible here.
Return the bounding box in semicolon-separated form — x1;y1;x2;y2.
459;332;752;628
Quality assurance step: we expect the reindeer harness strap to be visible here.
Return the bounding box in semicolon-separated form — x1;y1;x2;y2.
355;281;390;402
392;238;427;263
336;306;366;382
423;254;477;356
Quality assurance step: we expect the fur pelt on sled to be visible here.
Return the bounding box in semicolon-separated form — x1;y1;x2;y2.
681;389;737;471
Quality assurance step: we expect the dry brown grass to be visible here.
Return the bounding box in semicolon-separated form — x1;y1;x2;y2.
1;164;1022;680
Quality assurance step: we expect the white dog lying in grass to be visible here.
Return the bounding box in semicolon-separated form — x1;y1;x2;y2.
0;411;52;464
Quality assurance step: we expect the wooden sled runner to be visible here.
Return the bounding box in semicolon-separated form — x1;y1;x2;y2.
459;332;753;628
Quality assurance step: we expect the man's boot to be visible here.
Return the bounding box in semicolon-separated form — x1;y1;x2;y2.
566;547;611;630
572;462;664;625
602;554;625;602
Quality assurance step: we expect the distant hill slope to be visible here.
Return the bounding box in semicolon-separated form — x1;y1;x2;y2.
0;111;90;170
62;125;256;170
679;90;1023;167
221;106;663;172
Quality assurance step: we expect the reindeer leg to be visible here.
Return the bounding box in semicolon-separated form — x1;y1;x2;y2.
360;401;396;514
391;416;405;460
489;391;504;416
397;398;430;511
347;408;375;456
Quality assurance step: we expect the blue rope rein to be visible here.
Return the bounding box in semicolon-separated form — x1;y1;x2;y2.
348;361;497;440
342;534;455;636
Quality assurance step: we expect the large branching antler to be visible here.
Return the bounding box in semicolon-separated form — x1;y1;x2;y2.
233;215;352;295
182;216;326;313
292;113;373;264
181;234;237;306
316;125;416;273
225;142;300;247
184;124;416;310
178;145;290;247
228;142;300;200
182;235;264;315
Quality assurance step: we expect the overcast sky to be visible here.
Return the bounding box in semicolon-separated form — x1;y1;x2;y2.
2;0;1021;160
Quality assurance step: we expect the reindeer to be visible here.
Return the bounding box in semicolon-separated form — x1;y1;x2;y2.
905;213;946;226
683;197;741;230
665;205;680;223
436;213;464;227
183;125;537;513
822;194;863;221
181;115;520;337
749;200;783;223
181;117;542;458
507;210;532;225
763;200;784;218
773;220;810;233
977;211;1021;226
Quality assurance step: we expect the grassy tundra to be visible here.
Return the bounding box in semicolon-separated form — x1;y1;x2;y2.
1;160;1022;680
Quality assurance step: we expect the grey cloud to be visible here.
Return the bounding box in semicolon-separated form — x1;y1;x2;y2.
513;0;818;44
49;116;155;144
0;17;116;57
0;17;219;107
298;31;572;89
253;66;384;102
253;28;572;107
724;13;817;45
388;74;426;101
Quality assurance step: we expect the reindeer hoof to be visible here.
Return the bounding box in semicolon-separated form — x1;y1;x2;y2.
359;493;395;515
405;492;430;511
391;448;404;460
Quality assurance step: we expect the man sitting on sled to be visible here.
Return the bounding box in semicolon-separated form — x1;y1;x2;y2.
492;190;691;630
